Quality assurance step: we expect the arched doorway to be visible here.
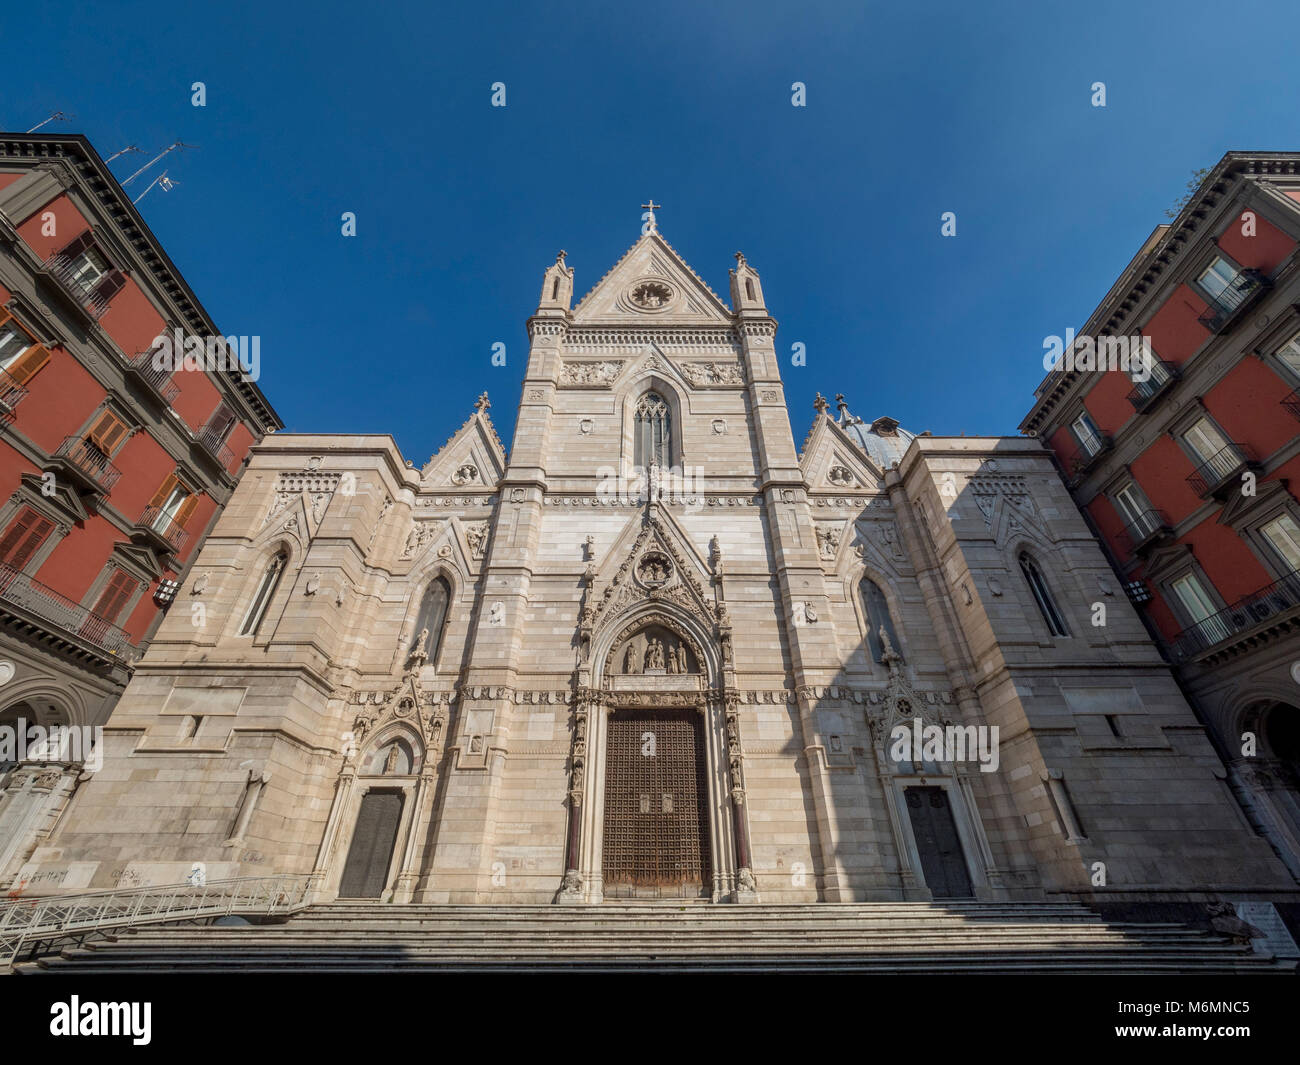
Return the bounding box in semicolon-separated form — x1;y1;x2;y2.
335;736;418;900
1231;699;1300;881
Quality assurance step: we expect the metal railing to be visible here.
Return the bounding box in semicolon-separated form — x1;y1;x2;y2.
1197;268;1268;333
1172;569;1300;660
50;435;122;492
126;350;181;403
0;874;313;968
1063;433;1113;482
1185;442;1254;498
0;562;131;656
1116;508;1172;557
1125;359;1177;412
195;419;234;470
0;367;29;412
1283;387;1300;423
42;251;112;321
136;504;190;553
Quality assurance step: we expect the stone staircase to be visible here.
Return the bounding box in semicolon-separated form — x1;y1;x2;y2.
15;901;1295;974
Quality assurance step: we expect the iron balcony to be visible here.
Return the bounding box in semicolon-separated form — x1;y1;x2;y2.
47;436;122;494
1125;359;1178;413
1196;268;1270;334
1172;568;1300;660
0;562;131;658
1116;509;1173;557
1185;442;1257;499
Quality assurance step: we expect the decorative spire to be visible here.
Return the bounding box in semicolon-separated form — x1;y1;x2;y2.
813;392;829;415
640;199;661;233
474;391;490;413
556;250;566;264
734;251;746;267
835;393;849;421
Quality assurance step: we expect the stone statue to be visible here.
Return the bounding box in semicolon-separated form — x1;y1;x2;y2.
676;644;688;674
383;743;401;774
645;637;665;671
624;643;641;674
666;643;678;674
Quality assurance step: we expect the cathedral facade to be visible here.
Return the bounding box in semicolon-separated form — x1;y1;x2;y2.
13;220;1293;907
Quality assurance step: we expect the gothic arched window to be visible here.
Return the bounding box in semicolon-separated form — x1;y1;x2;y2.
1019;551;1069;637
239;550;287;636
410;576;451;664
860;576;901;664
634;391;673;468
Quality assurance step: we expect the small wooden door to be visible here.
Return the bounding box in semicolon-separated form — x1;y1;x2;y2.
905;786;973;898
338;791;403;899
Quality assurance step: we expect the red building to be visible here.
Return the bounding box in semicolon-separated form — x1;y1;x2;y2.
1021;151;1300;880
0;132;281;771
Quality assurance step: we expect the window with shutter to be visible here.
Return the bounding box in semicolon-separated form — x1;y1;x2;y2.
0;312;50;386
86;410;130;456
91;568;137;624
148;473;180;510
0;507;55;570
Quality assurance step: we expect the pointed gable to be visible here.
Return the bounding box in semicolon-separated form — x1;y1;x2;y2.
570;231;733;325
420;393;507;488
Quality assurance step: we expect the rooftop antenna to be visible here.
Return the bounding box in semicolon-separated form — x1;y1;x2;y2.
132;170;177;205
121;141;197;186
105;144;144;164
26;111;75;133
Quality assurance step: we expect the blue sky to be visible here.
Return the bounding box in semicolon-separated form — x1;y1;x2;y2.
5;1;1299;459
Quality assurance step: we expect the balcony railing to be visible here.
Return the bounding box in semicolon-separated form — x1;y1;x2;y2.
1283;387;1300;423
195;421;235;471
49;436;122;493
135;504;189;554
1064;433;1113;483
1116;508;1173;557
1185;442;1256;499
1125;359;1178;413
0;563;131;657
1172;569;1300;660
1197;268;1269;334
125;350;180;404
42;251;111;321
0;367;29;412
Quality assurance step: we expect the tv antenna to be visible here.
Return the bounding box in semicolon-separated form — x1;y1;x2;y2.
26;111;75;133
121;141;197;186
105;145;145;163
133;170;177;205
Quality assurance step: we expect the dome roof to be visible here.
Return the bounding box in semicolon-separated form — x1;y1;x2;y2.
832;396;916;469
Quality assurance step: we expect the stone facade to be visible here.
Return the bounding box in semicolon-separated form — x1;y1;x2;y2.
13;224;1295;905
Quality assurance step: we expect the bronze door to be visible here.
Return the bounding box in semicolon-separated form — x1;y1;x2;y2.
338;790;403;899
602;709;711;899
905;786;974;898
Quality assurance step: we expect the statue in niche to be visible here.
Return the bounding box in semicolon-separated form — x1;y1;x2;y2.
645;637;666;671
666;642;678;674
624;643;642;674
383;743;401;774
676;644;688;674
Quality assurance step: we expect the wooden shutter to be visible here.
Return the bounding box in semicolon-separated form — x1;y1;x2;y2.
92;270;127;304
86;409;130;454
208;402;237;441
91;568;136;623
173;491;199;530
147;473;179;509
4;331;50;385
57;230;96;260
0;507;55;569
